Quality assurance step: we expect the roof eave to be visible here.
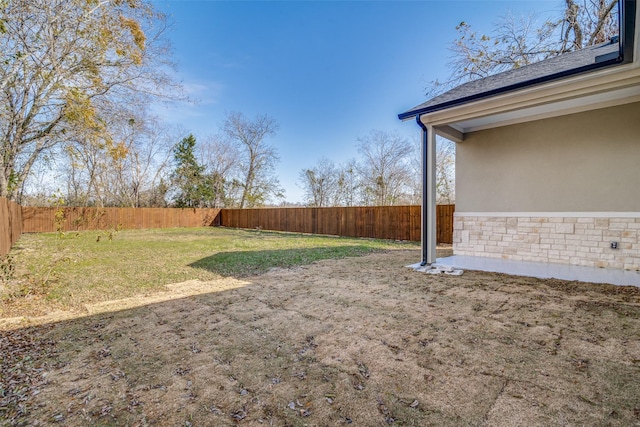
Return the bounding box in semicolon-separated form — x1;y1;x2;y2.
398;57;624;121
399;0;637;122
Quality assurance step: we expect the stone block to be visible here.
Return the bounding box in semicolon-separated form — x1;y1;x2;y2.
574;223;593;231
506;217;518;228
555;223;574;234
603;230;622;239
610;222;628;230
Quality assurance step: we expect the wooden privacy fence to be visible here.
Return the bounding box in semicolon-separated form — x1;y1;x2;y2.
21;207;221;233
222;205;455;244
7;204;454;253
436;204;455;244
0;197;23;256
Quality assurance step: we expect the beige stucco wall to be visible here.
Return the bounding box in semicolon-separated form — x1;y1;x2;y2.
456;101;640;213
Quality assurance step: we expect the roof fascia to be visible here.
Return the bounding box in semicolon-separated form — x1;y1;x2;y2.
398;57;622;121
421;69;640;128
454;91;640;134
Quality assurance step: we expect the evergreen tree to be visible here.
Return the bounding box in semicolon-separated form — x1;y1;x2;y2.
171;134;210;207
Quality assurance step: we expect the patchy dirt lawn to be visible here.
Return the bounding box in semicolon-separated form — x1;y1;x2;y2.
1;248;640;426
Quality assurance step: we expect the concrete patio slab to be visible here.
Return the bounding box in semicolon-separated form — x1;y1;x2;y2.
434;255;640;287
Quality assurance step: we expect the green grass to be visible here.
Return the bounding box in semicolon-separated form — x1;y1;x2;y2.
3;227;417;313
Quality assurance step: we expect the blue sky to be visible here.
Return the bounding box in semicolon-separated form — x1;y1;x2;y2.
155;0;560;203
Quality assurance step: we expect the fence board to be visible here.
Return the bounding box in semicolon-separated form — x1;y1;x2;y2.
21;207;222;233
15;204;454;245
0;197;23;256
436;204;455;244
221;205;455;243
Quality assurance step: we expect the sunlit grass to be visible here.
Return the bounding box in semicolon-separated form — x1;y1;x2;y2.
2;227;417;314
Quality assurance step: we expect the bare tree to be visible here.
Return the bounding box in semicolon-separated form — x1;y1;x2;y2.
223;112;283;208
61;113;176;207
409;135;456;205
0;1;6;35
0;0;181;202
408;136;422;206
299;157;339;207
431;0;618;93
126;120;175;207
435;138;455;204
197;134;240;207
105;116;174;207
335;159;361;207
357;130;413;206
561;0;618;51
64;140;106;207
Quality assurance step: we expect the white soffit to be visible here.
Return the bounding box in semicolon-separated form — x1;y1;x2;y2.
452;85;640;133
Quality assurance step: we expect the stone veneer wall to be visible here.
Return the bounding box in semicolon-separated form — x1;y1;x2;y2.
453;213;640;270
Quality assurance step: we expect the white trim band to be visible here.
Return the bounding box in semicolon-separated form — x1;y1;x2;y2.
455;212;640;218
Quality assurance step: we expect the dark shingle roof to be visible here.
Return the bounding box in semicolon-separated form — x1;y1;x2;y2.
399;41;621;120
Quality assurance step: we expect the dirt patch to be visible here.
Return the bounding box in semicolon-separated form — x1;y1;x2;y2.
2;249;640;426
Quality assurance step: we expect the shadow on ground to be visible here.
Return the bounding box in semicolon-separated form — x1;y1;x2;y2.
188;245;381;276
1;249;639;426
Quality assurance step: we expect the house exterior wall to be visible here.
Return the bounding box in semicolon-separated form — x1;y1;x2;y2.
456;102;640;213
453;102;640;270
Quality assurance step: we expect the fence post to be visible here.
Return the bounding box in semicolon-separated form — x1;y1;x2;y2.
1;197;24;256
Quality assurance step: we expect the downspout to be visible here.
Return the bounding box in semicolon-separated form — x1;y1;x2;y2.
620;0;636;63
416;115;437;266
